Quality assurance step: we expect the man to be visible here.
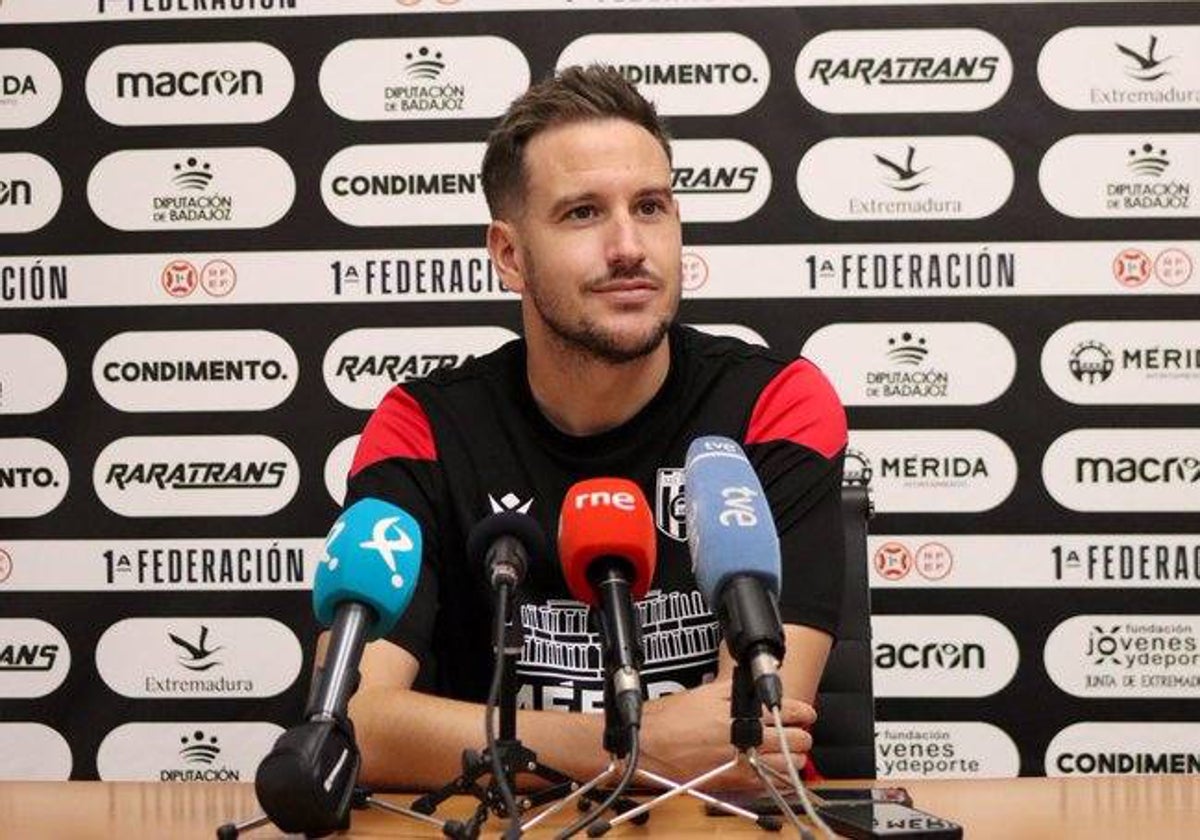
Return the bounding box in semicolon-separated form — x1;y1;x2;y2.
341;65;847;789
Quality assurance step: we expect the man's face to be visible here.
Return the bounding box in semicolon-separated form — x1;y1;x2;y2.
499;118;682;364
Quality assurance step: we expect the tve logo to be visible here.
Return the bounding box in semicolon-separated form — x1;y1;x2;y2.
1042;320;1200;405
803;322;1015;406
321;143;487;227
876;722;1020;779
847;429;1017;513
796;29;1011;113
1046;723;1200;776
93;329;298;412
557;32;769;116
1043;428;1200;512
0;619;70;698
86;41;294;125
0;152;61;233
0;334;66;414
798;137;1012;221
670;139;770;223
872;615;1018;698
0;48;62;129
1044;615;1200;699
0;438;68;518
323;326;516;410
320;37;529;121
93;435;299;517
1040;133;1200;218
324;435;359;506
97;722;283;782
88;147;295;231
0;724;72;780
96;617;301;698
1039;26;1200;111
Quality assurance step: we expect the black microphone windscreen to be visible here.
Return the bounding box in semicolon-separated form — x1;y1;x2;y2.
466;511;547;580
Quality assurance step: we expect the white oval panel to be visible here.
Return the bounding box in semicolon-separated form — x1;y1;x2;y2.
1042;320;1200;405
0;49;62;129
1046;723;1200;776
323;325;515;410
557;32;769;116
0;437;69;518
87;146;295;231
1045;614;1200;699
324;435;359;507
798;136;1012;221
796;28;1012;114
86;41;294;125
1040;133;1200;218
321;143;487;227
804;322;1014;406
96;617;301;698
0;619;70;698
0;152;61;233
0;724;72;780
320;36;529;121
689;323;768;347
671;139;771;223
876;722;1020;779
847;429;1017;513
93;435;299;517
1039;26;1200;111
97;721;284;782
93;329;298;413
872;615;1019;698
0;334;66;414
1043;428;1200;512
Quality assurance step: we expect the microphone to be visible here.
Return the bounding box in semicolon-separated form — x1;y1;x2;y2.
558;478;656;732
255;497;422;834
467;510;546;594
684;436;786;710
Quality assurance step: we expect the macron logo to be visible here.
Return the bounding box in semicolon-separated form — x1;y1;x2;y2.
359;516;413;589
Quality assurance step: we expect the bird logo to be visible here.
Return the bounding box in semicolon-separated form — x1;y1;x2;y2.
169;625;223;672
1116;34;1172;82
875;146;929;192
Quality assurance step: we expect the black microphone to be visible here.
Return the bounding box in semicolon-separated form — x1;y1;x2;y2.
467;510;545;595
254;499;423;834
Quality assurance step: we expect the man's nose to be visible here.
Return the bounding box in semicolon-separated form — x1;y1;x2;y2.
606;211;646;267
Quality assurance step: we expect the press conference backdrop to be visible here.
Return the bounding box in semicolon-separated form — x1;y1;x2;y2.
1;0;1197;784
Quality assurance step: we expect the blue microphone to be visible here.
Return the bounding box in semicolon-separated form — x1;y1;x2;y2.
310;497;423;720
256;498;423;834
685;436;786;709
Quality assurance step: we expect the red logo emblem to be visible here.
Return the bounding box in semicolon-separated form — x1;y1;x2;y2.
915;542;953;581
681;252;709;291
873;542;912;580
161;260;198;297
1154;248;1192;287
200;259;237;297
1113;249;1152;288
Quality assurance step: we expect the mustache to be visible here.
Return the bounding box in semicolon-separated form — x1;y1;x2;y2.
587;263;661;290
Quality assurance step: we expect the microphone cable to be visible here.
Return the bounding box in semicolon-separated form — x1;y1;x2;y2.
486;586;523;840
553;724;639;840
771;706;835;840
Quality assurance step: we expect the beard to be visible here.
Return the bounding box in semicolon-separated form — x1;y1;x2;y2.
522;250;679;364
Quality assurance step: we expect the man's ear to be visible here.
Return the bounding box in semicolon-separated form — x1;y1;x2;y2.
487;219;526;293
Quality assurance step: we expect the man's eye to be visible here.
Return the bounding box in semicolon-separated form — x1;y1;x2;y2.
637;199;665;215
566;206;595;221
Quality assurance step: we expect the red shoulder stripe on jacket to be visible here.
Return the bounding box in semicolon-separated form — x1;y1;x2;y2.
350;386;437;475
745;359;847;459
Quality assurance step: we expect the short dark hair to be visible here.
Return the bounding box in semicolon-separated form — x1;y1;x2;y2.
481;64;672;220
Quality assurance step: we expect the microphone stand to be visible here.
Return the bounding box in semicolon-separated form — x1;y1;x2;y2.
583;663;794;836
409;599;627;840
216;606;453;838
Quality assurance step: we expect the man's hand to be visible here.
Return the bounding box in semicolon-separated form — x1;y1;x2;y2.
638;678;815;790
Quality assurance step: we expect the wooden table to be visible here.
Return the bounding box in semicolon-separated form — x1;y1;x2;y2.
1;776;1197;838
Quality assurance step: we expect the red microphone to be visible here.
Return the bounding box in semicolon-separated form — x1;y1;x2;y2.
558;478;657;732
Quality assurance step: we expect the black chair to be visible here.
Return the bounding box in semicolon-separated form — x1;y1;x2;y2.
808;481;876;779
